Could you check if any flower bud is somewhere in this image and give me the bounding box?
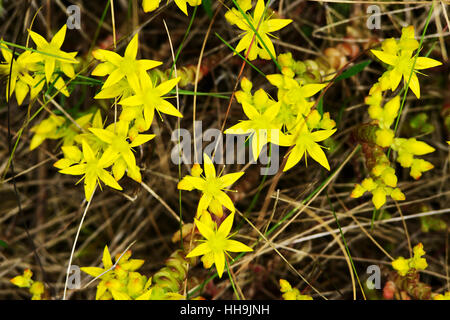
[351,184,366,198]
[372,187,386,209]
[240,77,252,92]
[376,129,394,148]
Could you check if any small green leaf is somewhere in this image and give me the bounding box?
[202,0,212,18]
[317,97,324,116]
[335,60,371,82]
[0,239,8,248]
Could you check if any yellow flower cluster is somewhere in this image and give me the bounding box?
[36,31,183,200]
[82,246,191,300]
[279,279,313,300]
[392,243,428,277]
[0,25,78,105]
[226,69,335,171]
[82,246,158,300]
[351,26,440,209]
[225,0,292,61]
[10,269,46,300]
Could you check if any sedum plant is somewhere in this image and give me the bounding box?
[351,26,441,209]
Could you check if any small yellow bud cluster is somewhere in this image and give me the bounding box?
[351,147,404,209]
[279,279,313,300]
[391,138,434,179]
[433,292,450,300]
[148,64,203,88]
[277,39,360,84]
[82,246,189,300]
[10,269,46,300]
[392,243,428,277]
[81,246,152,300]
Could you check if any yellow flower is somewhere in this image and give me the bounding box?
[28,25,78,83]
[142,0,201,15]
[186,212,253,278]
[0,42,42,104]
[392,243,428,276]
[119,73,182,129]
[10,269,34,288]
[434,292,450,300]
[279,279,313,300]
[29,114,66,150]
[59,139,122,200]
[280,119,336,171]
[81,246,149,300]
[225,101,281,161]
[92,32,161,91]
[89,120,155,182]
[266,73,327,130]
[178,154,244,217]
[142,0,161,12]
[372,187,386,210]
[371,27,442,99]
[375,128,394,148]
[30,282,45,300]
[225,0,292,60]
[391,256,410,276]
[10,269,46,300]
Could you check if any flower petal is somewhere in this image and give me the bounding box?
[98,169,123,191]
[89,128,115,144]
[194,217,215,240]
[266,19,292,32]
[407,72,420,99]
[102,245,113,269]
[219,172,244,188]
[217,211,234,238]
[414,57,442,70]
[125,33,139,59]
[306,141,330,170]
[59,164,87,175]
[283,144,305,171]
[224,239,253,252]
[103,69,125,88]
[130,134,155,147]
[157,99,183,117]
[197,193,213,217]
[186,242,210,258]
[28,30,49,48]
[203,153,216,179]
[50,25,67,48]
[177,176,205,191]
[371,50,397,66]
[157,77,180,95]
[214,251,226,278]
[311,129,336,142]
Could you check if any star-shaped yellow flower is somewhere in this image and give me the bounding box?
[225,0,292,60]
[225,101,281,161]
[178,154,244,217]
[89,120,155,182]
[371,26,442,99]
[59,140,122,200]
[81,245,147,300]
[92,32,162,91]
[28,25,79,83]
[280,120,336,171]
[186,212,252,278]
[0,43,42,104]
[119,72,182,129]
